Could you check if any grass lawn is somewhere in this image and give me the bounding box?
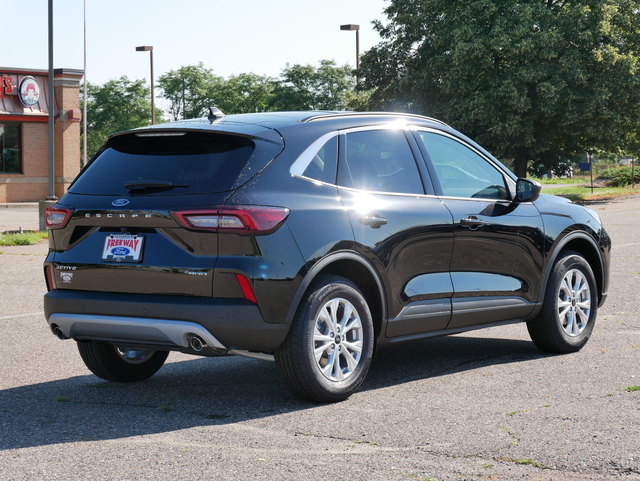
[0,231,48,246]
[533,175,591,185]
[542,183,640,202]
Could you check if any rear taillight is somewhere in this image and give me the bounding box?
[44,265,55,291]
[45,204,73,229]
[172,206,290,234]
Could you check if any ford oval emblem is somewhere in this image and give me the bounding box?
[112,199,130,207]
[111,247,131,256]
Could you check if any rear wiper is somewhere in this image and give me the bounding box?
[124,180,188,193]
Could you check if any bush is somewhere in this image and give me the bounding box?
[597,166,640,187]
[0,231,48,246]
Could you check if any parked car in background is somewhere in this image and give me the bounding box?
[43,110,611,402]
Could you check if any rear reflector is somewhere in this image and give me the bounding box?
[44,265,55,291]
[235,274,257,303]
[45,204,74,229]
[172,206,290,234]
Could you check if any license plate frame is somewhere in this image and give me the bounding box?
[101,234,145,262]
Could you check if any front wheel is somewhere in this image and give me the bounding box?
[77,341,169,382]
[527,251,597,353]
[276,275,375,403]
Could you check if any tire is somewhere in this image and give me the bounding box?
[527,250,597,353]
[77,341,169,382]
[276,275,375,403]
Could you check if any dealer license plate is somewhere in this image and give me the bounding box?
[101,234,145,262]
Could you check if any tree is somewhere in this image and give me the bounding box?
[158,61,356,117]
[83,76,160,158]
[158,63,224,120]
[270,60,355,111]
[214,73,275,114]
[359,0,640,177]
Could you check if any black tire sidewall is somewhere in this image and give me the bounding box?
[544,252,597,351]
[77,341,169,382]
[293,277,374,402]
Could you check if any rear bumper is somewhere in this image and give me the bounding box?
[49,313,228,351]
[44,290,290,353]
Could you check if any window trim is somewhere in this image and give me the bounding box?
[289,131,339,179]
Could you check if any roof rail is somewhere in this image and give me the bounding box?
[301,111,449,126]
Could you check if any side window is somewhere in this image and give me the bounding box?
[337,129,424,195]
[418,132,509,200]
[301,136,338,184]
[0,123,22,173]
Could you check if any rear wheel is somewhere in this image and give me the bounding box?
[276,275,374,403]
[527,251,597,353]
[77,341,169,382]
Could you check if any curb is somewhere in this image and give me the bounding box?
[0,203,39,209]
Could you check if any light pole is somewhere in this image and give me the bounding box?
[135,46,155,124]
[47,0,56,200]
[340,24,360,88]
[83,0,87,167]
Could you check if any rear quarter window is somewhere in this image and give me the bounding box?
[70,132,257,195]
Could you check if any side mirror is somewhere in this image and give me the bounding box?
[514,178,541,203]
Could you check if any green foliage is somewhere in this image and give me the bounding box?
[0,231,48,246]
[540,183,638,201]
[532,175,589,185]
[83,76,162,158]
[214,73,276,114]
[158,63,224,120]
[597,166,640,186]
[158,60,355,117]
[359,0,640,177]
[270,60,355,111]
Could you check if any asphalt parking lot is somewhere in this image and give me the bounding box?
[0,195,638,481]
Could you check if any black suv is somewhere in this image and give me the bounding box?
[44,110,610,402]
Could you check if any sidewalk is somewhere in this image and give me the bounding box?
[0,203,40,233]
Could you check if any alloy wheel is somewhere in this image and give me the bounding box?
[116,348,156,364]
[313,297,364,382]
[557,268,592,337]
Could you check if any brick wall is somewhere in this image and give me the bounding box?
[23,122,49,177]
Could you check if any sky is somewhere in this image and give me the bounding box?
[2,0,390,86]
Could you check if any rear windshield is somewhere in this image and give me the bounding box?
[70,131,256,195]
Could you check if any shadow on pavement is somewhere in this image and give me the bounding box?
[0,333,545,451]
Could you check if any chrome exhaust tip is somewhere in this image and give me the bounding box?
[188,335,207,352]
[51,325,68,340]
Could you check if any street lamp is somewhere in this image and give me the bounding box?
[340,24,360,88]
[135,46,155,125]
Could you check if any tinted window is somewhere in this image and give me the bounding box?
[418,132,508,200]
[301,136,338,184]
[337,130,424,195]
[70,132,255,195]
[0,122,21,173]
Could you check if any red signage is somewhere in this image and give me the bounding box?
[0,74,13,98]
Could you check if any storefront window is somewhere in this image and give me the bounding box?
[0,123,21,173]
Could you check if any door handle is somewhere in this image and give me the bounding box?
[359,215,387,229]
[460,216,484,230]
